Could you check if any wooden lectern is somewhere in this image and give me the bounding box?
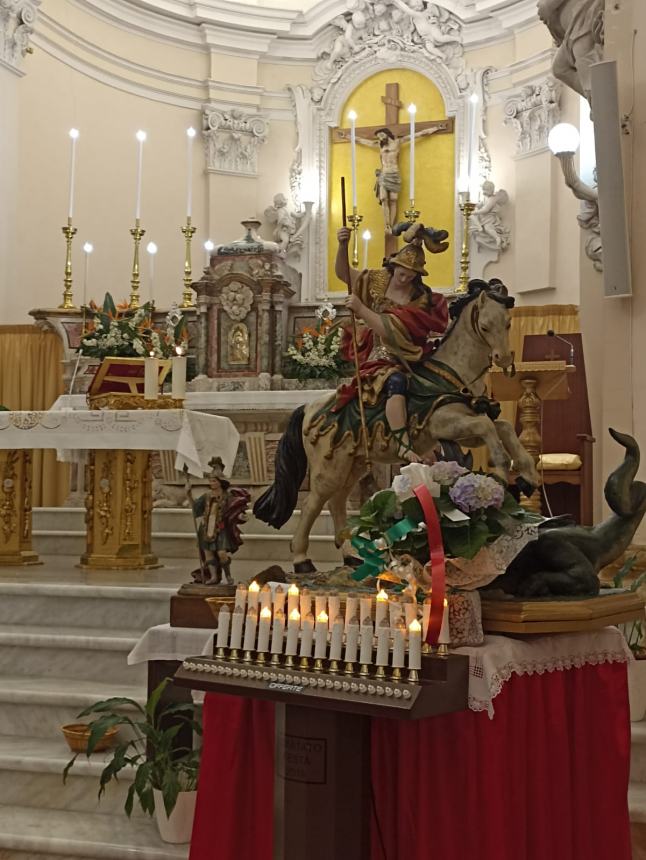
[489,361,574,513]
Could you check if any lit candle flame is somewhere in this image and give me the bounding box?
[260,606,272,620]
[317,610,329,623]
[408,103,417,115]
[289,608,300,622]
[249,580,260,593]
[409,618,422,633]
[348,109,357,122]
[376,588,388,602]
[288,583,299,596]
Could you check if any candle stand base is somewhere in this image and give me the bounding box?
[256,653,266,665]
[243,650,253,664]
[215,647,225,660]
[285,655,295,668]
[229,649,240,662]
[359,664,370,677]
[422,642,432,655]
[391,667,402,681]
[408,669,420,684]
[344,662,355,675]
[299,657,310,670]
[271,654,280,667]
[438,644,449,657]
[314,658,324,672]
[375,666,386,679]
[329,660,340,674]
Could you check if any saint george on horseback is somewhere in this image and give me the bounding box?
[335,221,450,463]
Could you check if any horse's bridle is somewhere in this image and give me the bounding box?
[466,300,516,383]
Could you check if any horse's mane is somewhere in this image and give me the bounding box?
[439,277,515,344]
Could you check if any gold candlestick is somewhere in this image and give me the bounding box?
[404,199,420,223]
[458,193,476,294]
[347,208,363,267]
[180,217,196,308]
[129,219,146,309]
[60,218,78,310]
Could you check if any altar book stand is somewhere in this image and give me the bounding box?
[174,651,468,860]
[489,360,574,514]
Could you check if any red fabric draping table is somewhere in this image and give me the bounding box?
[190,661,631,860]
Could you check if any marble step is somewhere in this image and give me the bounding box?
[0,735,139,816]
[0,627,145,685]
[0,676,144,739]
[0,806,187,860]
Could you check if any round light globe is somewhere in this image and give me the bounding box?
[548,123,580,155]
[204,240,215,252]
[362,230,371,241]
[82,242,93,254]
[146,242,158,255]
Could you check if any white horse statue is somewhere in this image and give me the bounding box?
[254,280,540,572]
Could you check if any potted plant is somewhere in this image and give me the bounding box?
[609,556,646,721]
[283,303,349,389]
[63,679,201,843]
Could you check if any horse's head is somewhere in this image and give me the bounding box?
[452,278,515,371]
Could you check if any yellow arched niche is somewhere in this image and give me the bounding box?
[328,68,455,291]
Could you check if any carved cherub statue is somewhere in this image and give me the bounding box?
[263,193,313,256]
[470,181,510,252]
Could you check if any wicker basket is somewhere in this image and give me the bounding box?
[61,723,119,754]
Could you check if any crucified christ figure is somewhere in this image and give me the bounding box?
[340,125,445,233]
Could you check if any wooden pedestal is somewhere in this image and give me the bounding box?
[0,450,41,566]
[274,704,371,860]
[80,449,160,570]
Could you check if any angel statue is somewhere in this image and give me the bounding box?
[390,0,462,61]
[470,182,510,253]
[264,193,313,257]
[184,458,250,586]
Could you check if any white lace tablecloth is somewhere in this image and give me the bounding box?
[129,624,631,719]
[0,408,239,477]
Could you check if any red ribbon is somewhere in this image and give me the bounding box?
[413,484,446,646]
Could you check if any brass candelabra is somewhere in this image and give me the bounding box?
[59,218,78,310]
[347,208,363,268]
[404,199,421,223]
[129,219,146,310]
[180,217,196,308]
[458,193,476,294]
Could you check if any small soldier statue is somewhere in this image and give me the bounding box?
[185,457,250,585]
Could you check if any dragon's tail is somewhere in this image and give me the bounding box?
[605,428,646,516]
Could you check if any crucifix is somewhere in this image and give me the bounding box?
[333,82,454,257]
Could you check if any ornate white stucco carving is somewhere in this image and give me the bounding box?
[220,281,254,322]
[504,79,561,156]
[471,182,510,253]
[0,0,39,74]
[311,0,466,100]
[537,0,604,105]
[202,107,268,176]
[263,193,313,261]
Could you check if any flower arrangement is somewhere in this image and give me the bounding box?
[347,462,535,586]
[283,303,347,381]
[79,293,188,360]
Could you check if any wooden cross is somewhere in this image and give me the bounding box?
[545,348,562,362]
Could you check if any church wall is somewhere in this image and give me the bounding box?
[0,69,19,324]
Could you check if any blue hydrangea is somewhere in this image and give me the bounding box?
[448,473,505,512]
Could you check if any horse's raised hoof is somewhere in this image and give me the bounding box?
[293,559,317,575]
[343,555,362,569]
[515,477,535,498]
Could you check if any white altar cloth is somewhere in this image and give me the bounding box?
[0,409,239,477]
[128,623,631,718]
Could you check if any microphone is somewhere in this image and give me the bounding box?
[547,330,575,366]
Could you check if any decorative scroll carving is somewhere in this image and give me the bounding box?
[0,0,38,74]
[220,281,254,322]
[311,0,465,99]
[203,108,268,176]
[471,182,511,253]
[504,79,561,155]
[122,451,138,543]
[97,456,113,545]
[0,451,17,542]
[538,0,604,105]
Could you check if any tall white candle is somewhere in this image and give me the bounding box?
[344,616,360,664]
[467,93,479,196]
[235,584,248,613]
[186,127,196,219]
[243,607,258,651]
[216,605,231,650]
[314,610,329,659]
[362,230,371,269]
[359,617,374,665]
[328,594,340,632]
[134,130,147,221]
[345,595,358,632]
[274,585,286,615]
[375,588,389,628]
[404,600,417,635]
[68,129,79,219]
[287,583,299,617]
[408,103,416,200]
[299,612,314,658]
[408,618,422,670]
[257,605,272,653]
[260,584,272,613]
[82,242,93,307]
[389,597,402,628]
[229,605,244,650]
[145,242,157,305]
[439,597,451,645]
[348,110,358,209]
[247,580,260,613]
[422,598,431,641]
[271,609,285,655]
[285,608,300,656]
[376,618,390,667]
[360,595,373,625]
[144,354,158,400]
[299,589,312,625]
[315,593,327,620]
[204,240,215,269]
[392,620,406,668]
[329,615,344,661]
[171,349,187,400]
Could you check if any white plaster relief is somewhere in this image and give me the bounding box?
[0,0,39,74]
[203,107,269,176]
[503,78,561,155]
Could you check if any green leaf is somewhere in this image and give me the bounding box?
[401,497,424,523]
[86,714,124,757]
[62,753,79,784]
[125,783,136,818]
[76,696,144,719]
[146,678,172,722]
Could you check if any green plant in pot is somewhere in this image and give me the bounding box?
[63,679,201,843]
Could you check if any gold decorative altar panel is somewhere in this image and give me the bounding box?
[328,69,455,291]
